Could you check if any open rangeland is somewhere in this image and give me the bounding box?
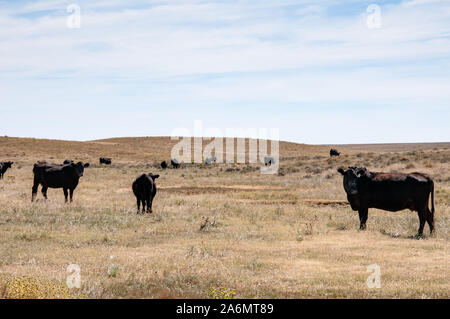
[0,137,449,298]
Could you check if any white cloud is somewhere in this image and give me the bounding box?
[0,0,449,142]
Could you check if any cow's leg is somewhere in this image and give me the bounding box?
[69,189,74,203]
[142,199,147,214]
[42,186,48,200]
[358,208,368,230]
[147,197,153,214]
[426,208,434,234]
[63,189,69,203]
[31,183,39,202]
[136,198,141,214]
[417,210,426,236]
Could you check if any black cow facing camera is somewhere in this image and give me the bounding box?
[0,161,14,179]
[132,173,159,214]
[338,166,435,236]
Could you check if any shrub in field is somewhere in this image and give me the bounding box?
[206,287,236,299]
[1,275,76,299]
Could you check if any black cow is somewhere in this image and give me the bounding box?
[171,159,180,168]
[338,166,435,236]
[100,157,112,165]
[330,149,340,157]
[205,155,217,164]
[264,156,274,166]
[32,161,89,202]
[161,161,168,169]
[0,161,13,179]
[132,173,159,214]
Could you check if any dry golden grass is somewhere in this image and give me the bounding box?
[0,136,449,298]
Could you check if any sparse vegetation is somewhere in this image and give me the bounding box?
[0,137,449,298]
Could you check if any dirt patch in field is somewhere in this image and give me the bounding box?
[159,185,286,194]
[235,199,349,206]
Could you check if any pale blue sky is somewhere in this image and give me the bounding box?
[1,0,449,143]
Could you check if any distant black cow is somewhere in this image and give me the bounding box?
[32,161,89,202]
[264,156,275,166]
[99,157,112,165]
[338,166,435,236]
[171,159,180,168]
[205,155,217,164]
[330,149,340,157]
[132,173,159,214]
[0,161,13,179]
[161,161,168,169]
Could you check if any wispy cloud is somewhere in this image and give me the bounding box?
[0,0,449,143]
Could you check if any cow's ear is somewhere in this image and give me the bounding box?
[84,163,90,168]
[153,174,160,179]
[337,168,345,175]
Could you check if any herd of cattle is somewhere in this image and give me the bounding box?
[0,148,436,236]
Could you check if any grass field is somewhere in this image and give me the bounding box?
[0,136,449,298]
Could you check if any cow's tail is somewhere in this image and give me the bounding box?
[430,179,435,215]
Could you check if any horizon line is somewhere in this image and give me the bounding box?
[1,135,449,147]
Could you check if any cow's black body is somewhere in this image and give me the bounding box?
[32,161,89,202]
[132,173,159,214]
[100,157,112,165]
[205,155,217,164]
[338,167,435,235]
[0,161,13,179]
[161,161,168,169]
[330,149,340,157]
[264,156,274,166]
[171,159,180,168]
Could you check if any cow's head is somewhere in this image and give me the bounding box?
[148,173,160,181]
[71,162,90,177]
[337,166,371,196]
[338,166,372,211]
[4,161,13,168]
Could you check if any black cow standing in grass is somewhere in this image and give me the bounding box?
[338,166,435,236]
[161,161,168,169]
[0,161,13,179]
[330,149,340,157]
[171,159,180,168]
[132,173,159,214]
[100,157,112,165]
[32,161,90,202]
[264,156,275,166]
